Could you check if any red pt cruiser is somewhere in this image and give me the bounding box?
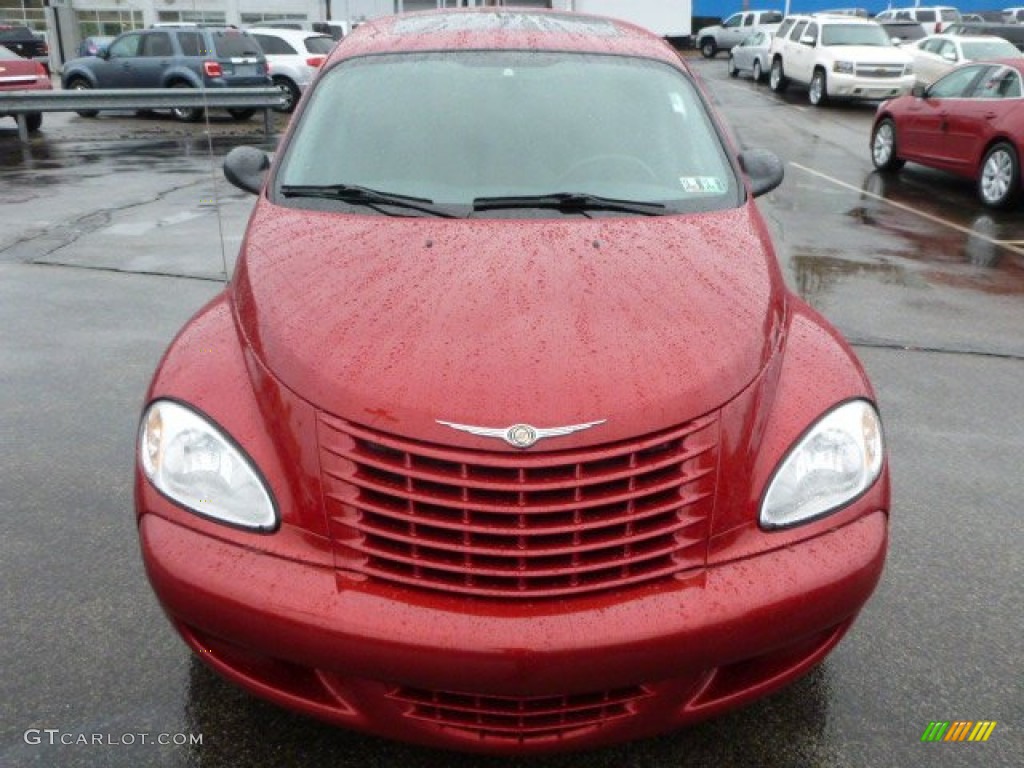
[136,8,890,754]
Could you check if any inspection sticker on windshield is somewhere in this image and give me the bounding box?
[680,177,725,194]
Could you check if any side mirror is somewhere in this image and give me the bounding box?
[800,34,817,46]
[224,146,271,195]
[738,148,784,197]
[941,51,958,62]
[912,82,927,98]
[98,47,111,60]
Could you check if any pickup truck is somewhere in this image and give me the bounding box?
[695,10,784,58]
[0,24,49,74]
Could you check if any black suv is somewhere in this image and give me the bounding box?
[61,25,270,121]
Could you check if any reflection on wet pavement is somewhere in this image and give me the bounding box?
[792,252,915,304]
[754,163,1024,359]
[774,164,1024,302]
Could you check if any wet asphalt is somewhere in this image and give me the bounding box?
[1,60,1021,767]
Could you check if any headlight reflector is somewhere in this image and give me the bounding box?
[140,400,277,531]
[760,399,883,529]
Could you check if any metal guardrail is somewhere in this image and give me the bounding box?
[0,87,286,143]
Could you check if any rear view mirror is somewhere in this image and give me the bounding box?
[224,146,270,195]
[738,148,784,197]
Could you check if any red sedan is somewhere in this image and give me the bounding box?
[871,58,1024,208]
[0,43,51,133]
[136,8,889,754]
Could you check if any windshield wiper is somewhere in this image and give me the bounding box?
[472,192,666,216]
[279,183,460,218]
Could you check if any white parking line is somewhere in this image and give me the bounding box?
[789,162,1024,258]
[716,80,754,95]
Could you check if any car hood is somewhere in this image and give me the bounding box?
[231,202,786,448]
[828,45,912,62]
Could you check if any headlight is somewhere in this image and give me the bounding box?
[139,400,277,531]
[833,61,855,75]
[760,399,884,529]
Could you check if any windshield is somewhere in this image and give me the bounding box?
[212,30,262,58]
[304,36,335,54]
[275,51,739,216]
[821,23,892,47]
[0,26,34,39]
[961,39,1021,59]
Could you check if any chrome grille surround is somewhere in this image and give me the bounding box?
[853,63,906,79]
[318,412,718,599]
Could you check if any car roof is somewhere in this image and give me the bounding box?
[950,34,1016,42]
[144,25,251,35]
[331,9,681,67]
[920,33,1018,45]
[786,13,880,23]
[975,57,1024,72]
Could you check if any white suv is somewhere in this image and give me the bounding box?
[768,14,915,106]
[248,27,335,113]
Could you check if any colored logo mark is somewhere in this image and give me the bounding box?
[921,721,997,742]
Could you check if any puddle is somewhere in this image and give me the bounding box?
[775,167,1024,299]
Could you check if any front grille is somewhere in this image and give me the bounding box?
[318,413,718,599]
[387,685,653,741]
[854,63,906,79]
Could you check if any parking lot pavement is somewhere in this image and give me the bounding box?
[694,60,1024,362]
[0,121,269,280]
[2,73,1022,767]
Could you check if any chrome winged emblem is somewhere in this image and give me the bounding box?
[436,419,606,449]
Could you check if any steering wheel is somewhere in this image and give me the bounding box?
[557,154,659,184]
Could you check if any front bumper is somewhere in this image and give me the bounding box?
[828,72,915,100]
[140,508,887,753]
[203,76,273,88]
